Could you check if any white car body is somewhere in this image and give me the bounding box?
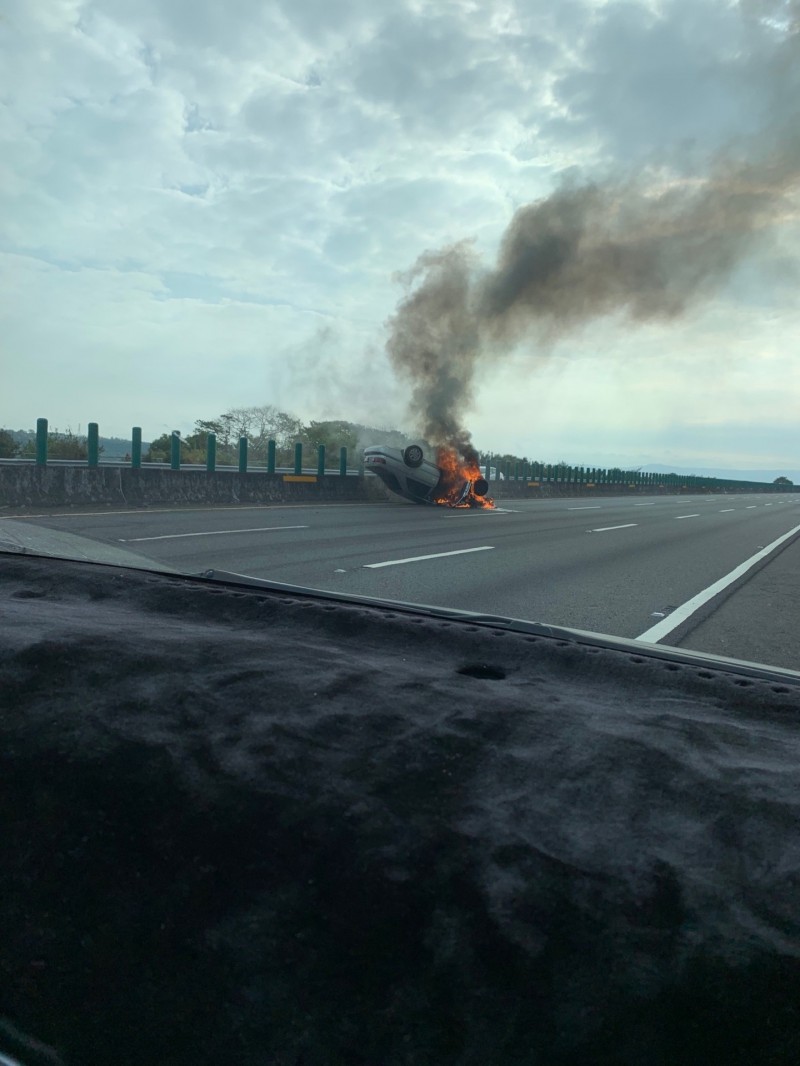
[363,445,474,505]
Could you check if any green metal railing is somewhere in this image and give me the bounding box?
[17,420,357,478]
[478,457,790,492]
[11,418,795,493]
[36,418,48,465]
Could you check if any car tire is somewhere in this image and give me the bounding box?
[403,445,424,468]
[472,477,489,497]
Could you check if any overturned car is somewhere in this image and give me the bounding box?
[363,444,492,508]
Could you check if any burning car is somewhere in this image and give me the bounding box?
[363,444,493,508]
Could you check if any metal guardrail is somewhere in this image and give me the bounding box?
[3,418,794,491]
[2,455,792,493]
[6,421,360,477]
[0,458,361,475]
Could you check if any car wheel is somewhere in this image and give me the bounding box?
[472,477,489,497]
[403,445,424,468]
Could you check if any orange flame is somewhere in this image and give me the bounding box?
[433,446,495,508]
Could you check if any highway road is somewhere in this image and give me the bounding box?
[4,491,799,671]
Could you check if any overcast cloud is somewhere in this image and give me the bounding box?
[1,0,798,471]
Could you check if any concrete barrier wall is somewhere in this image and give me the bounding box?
[0,463,786,509]
[487,481,764,499]
[0,464,387,508]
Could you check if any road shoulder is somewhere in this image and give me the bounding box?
[674,535,800,672]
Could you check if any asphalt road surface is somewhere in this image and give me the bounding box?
[5,491,799,671]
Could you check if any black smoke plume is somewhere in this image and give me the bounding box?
[386,43,800,464]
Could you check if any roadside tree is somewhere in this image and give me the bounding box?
[0,429,19,458]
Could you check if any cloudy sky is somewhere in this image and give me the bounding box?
[2,0,798,471]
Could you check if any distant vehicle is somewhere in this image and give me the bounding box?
[363,444,489,506]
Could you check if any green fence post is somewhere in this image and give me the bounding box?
[317,444,325,477]
[87,422,99,467]
[170,431,181,470]
[238,436,248,474]
[294,442,302,475]
[131,427,142,468]
[267,439,276,474]
[36,418,48,465]
[339,446,347,477]
[207,433,216,472]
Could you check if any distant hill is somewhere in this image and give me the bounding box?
[642,463,797,485]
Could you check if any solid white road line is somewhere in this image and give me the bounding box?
[442,509,516,516]
[6,504,308,520]
[637,521,800,644]
[364,546,494,568]
[7,509,168,519]
[120,525,308,542]
[634,503,656,506]
[589,524,638,532]
[675,514,700,520]
[568,506,602,510]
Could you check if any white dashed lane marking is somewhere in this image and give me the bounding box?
[588,524,638,533]
[120,525,308,542]
[363,546,494,569]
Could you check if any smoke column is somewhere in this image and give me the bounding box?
[385,17,800,462]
